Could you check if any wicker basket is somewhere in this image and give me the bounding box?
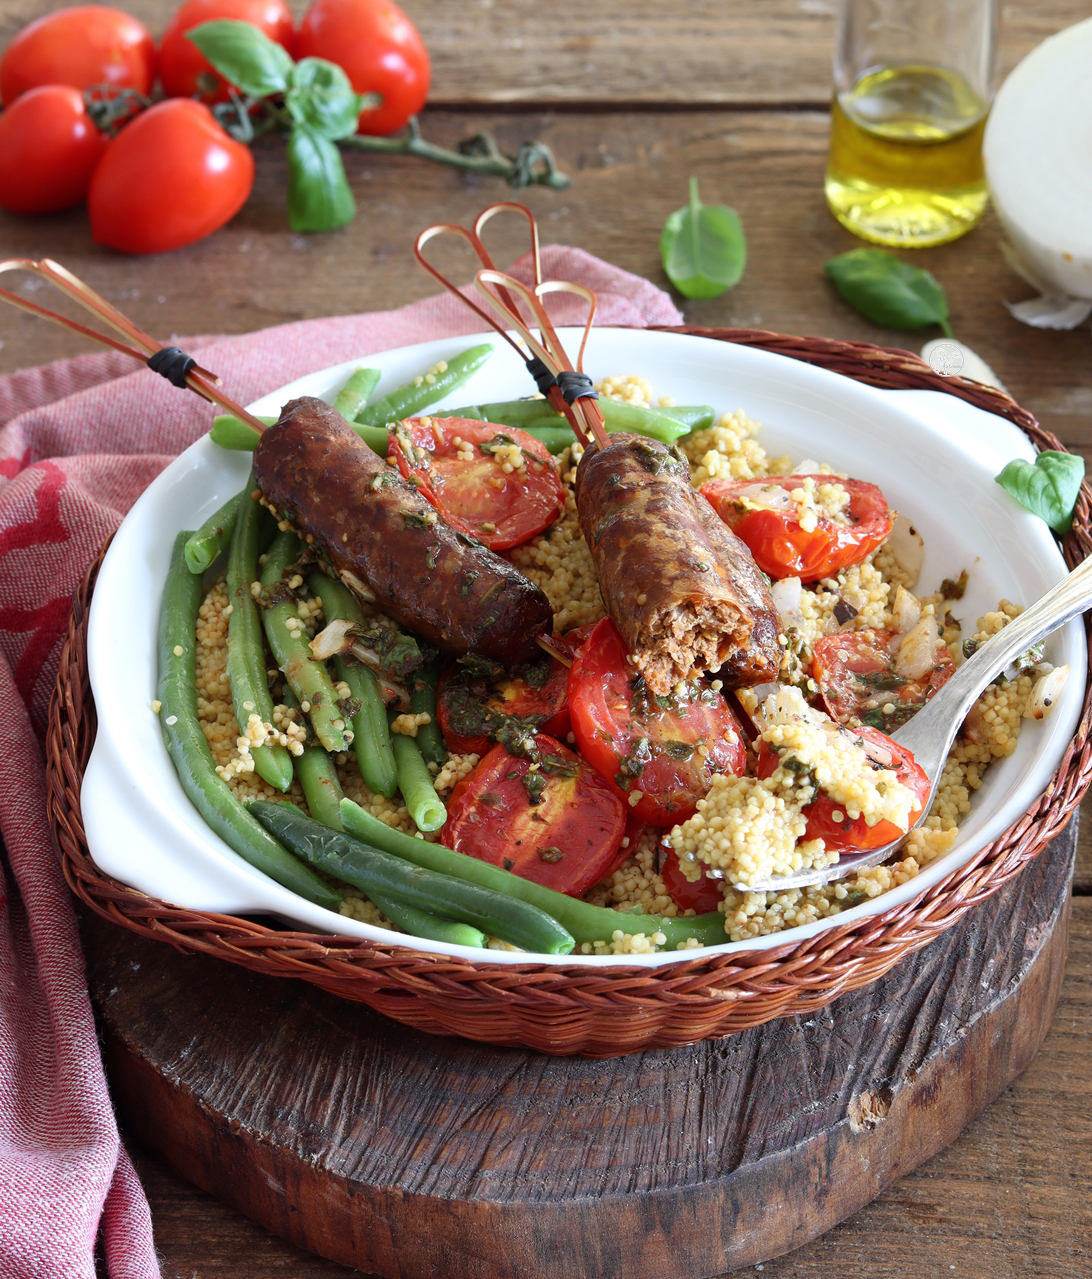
[45,327,1092,1058]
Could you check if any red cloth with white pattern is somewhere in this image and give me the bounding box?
[0,248,682,1277]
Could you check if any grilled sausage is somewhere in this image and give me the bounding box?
[575,433,782,694]
[252,397,553,664]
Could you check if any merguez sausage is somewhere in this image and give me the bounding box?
[252,397,553,665]
[575,433,782,694]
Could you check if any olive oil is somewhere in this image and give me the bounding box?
[826,66,990,247]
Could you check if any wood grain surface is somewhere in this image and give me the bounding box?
[3,0,1091,1271]
[84,822,1078,1278]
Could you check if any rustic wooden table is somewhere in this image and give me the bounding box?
[3,1,1091,1274]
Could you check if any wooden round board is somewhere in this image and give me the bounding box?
[82,820,1076,1278]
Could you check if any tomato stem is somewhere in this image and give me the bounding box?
[340,116,572,190]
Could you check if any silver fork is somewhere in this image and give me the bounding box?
[738,551,1092,893]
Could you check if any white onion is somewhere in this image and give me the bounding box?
[309,617,355,661]
[984,17,1092,303]
[891,584,921,636]
[1024,665,1069,720]
[885,515,924,589]
[770,576,803,629]
[894,617,939,680]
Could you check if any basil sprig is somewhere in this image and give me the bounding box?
[824,248,954,337]
[186,19,571,234]
[189,20,365,231]
[995,451,1085,535]
[660,178,746,299]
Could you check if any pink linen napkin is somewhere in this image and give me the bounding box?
[0,247,683,1278]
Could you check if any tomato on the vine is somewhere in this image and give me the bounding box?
[294,0,430,136]
[701,474,892,581]
[0,6,155,106]
[158,0,295,102]
[0,85,108,215]
[442,734,628,897]
[567,617,747,827]
[755,727,928,854]
[389,417,565,551]
[88,99,254,253]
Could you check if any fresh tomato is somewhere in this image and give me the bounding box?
[158,0,295,101]
[88,99,253,253]
[388,417,565,551]
[811,627,954,730]
[436,653,570,757]
[659,843,725,915]
[756,727,928,854]
[442,734,627,897]
[0,85,109,214]
[701,475,892,581]
[567,617,747,827]
[0,6,154,106]
[294,0,429,136]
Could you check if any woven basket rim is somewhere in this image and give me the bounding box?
[45,324,1092,1048]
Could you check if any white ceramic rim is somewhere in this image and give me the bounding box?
[81,327,1086,968]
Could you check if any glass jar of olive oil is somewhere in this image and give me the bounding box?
[826,0,999,247]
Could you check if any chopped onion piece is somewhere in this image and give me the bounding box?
[886,515,924,589]
[894,616,940,680]
[309,617,355,661]
[770,576,804,629]
[1024,665,1069,720]
[891,584,921,635]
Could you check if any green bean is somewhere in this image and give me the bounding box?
[157,533,341,911]
[209,412,390,457]
[340,798,727,950]
[660,405,715,432]
[307,572,398,797]
[259,532,349,754]
[184,491,244,575]
[356,344,494,426]
[252,802,573,954]
[521,425,580,454]
[226,480,293,792]
[369,893,487,950]
[444,397,690,445]
[389,722,446,832]
[209,414,274,449]
[409,660,445,767]
[281,688,344,830]
[331,367,381,419]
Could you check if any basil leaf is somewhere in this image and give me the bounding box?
[660,177,746,299]
[824,248,954,337]
[186,20,293,97]
[995,451,1085,535]
[286,57,367,141]
[286,126,356,232]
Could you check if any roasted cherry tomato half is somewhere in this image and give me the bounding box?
[0,85,109,214]
[567,617,747,827]
[436,652,570,757]
[701,474,892,581]
[0,5,155,105]
[755,727,929,854]
[659,843,726,915]
[442,734,627,897]
[158,0,295,102]
[811,627,954,730]
[294,0,429,136]
[88,99,254,253]
[388,417,565,551]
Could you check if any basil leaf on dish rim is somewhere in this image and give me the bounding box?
[186,19,293,97]
[661,177,746,299]
[824,248,954,337]
[286,126,356,232]
[995,451,1085,535]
